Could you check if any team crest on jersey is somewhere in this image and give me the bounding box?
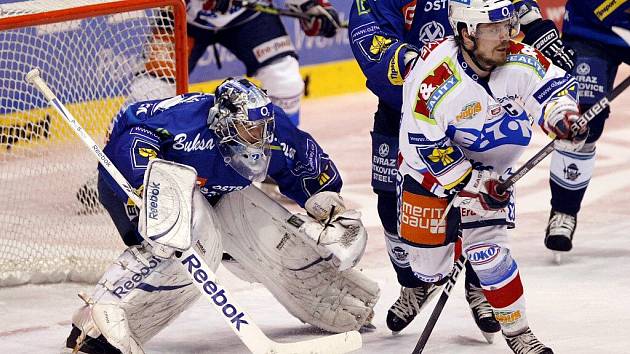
[132,139,159,169]
[505,42,550,78]
[413,59,460,125]
[402,1,417,30]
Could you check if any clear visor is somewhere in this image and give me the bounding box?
[217,117,274,182]
[475,15,520,40]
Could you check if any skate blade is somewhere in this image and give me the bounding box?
[553,252,563,265]
[481,330,495,344]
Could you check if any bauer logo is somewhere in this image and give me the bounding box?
[181,253,249,331]
[148,182,160,220]
[466,243,501,265]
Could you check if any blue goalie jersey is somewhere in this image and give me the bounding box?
[100,93,342,207]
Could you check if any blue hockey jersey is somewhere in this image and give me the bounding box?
[100,93,341,207]
[348,0,541,110]
[563,0,630,47]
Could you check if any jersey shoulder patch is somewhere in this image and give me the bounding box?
[412,57,461,125]
[505,41,551,77]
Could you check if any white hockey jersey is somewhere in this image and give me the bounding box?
[399,37,578,197]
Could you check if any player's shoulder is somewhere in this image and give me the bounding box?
[407,37,457,82]
[502,40,552,77]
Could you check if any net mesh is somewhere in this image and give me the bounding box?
[0,0,186,286]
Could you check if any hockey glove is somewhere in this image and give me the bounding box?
[452,169,511,216]
[522,19,576,72]
[543,96,589,152]
[305,191,346,222]
[202,0,234,14]
[287,0,341,38]
[303,192,367,270]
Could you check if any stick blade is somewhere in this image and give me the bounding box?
[265,331,362,354]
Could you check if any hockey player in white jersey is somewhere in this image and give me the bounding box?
[397,1,588,353]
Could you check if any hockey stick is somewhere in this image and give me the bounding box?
[237,0,348,28]
[25,68,361,354]
[412,254,467,354]
[496,75,630,194]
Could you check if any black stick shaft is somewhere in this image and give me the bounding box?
[412,255,467,354]
[497,75,630,194]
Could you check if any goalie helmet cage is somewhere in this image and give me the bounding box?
[0,0,188,287]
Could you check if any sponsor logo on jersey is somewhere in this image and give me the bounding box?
[402,1,417,30]
[456,101,482,121]
[419,39,445,60]
[172,133,215,152]
[576,62,590,75]
[253,36,294,63]
[388,45,406,85]
[488,104,503,117]
[418,21,446,44]
[400,191,447,245]
[466,243,501,265]
[414,59,460,125]
[413,271,444,283]
[424,0,448,12]
[378,143,390,157]
[180,253,249,331]
[505,42,550,77]
[594,0,626,20]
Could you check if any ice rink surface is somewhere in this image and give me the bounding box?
[1,69,630,353]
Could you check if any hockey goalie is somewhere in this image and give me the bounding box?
[63,78,379,353]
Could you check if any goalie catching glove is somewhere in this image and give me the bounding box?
[452,169,511,217]
[286,0,342,38]
[301,191,367,271]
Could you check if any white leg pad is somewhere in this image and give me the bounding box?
[71,190,222,353]
[214,186,380,333]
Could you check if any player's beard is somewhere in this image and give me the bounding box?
[475,40,509,68]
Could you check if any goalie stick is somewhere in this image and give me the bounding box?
[237,0,349,28]
[25,68,361,354]
[412,254,467,354]
[496,75,630,194]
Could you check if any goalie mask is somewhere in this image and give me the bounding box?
[209,78,275,182]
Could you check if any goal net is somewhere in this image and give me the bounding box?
[0,0,188,286]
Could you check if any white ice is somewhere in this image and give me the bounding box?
[2,72,630,353]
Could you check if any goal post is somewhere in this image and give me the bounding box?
[0,0,188,287]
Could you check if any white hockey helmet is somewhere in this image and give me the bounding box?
[448,0,520,39]
[208,78,275,182]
